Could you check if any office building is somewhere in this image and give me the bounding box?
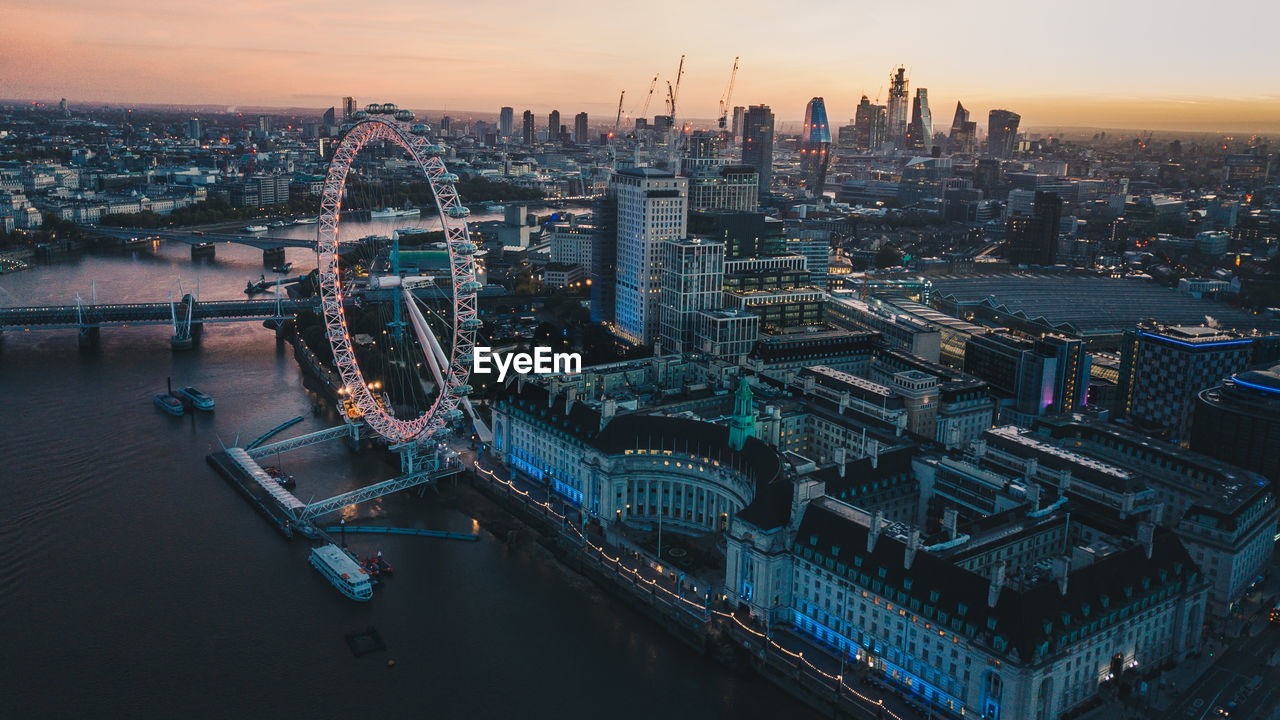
[659,238,725,354]
[499,106,514,138]
[589,192,618,324]
[853,95,887,151]
[1118,324,1256,443]
[574,112,588,144]
[689,210,785,259]
[1191,363,1280,479]
[987,109,1020,158]
[886,66,909,148]
[521,110,534,145]
[342,96,356,121]
[186,117,201,141]
[948,101,976,154]
[800,97,832,196]
[611,167,688,346]
[742,105,775,196]
[785,232,830,289]
[547,110,560,142]
[694,309,759,359]
[964,331,1089,426]
[1005,191,1062,266]
[905,89,932,154]
[731,105,745,139]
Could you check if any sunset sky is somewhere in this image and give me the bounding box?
[3,0,1279,132]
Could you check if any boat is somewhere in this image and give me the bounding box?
[271,262,292,274]
[176,386,214,411]
[242,225,268,233]
[309,543,373,601]
[294,217,318,225]
[153,393,184,416]
[262,466,295,489]
[267,220,286,228]
[369,208,398,219]
[373,551,393,575]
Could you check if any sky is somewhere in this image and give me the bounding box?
[3,0,1279,133]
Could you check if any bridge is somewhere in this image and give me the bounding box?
[86,226,362,265]
[0,294,317,349]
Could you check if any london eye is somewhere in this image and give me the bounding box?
[316,103,480,445]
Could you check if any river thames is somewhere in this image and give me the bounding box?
[0,220,819,719]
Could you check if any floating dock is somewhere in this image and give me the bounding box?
[206,448,307,538]
[324,526,479,542]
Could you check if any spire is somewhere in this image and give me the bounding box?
[728,376,756,450]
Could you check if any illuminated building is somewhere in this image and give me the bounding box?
[742,105,775,195]
[854,95,887,151]
[498,106,514,138]
[987,109,1020,158]
[905,89,932,154]
[799,97,832,196]
[611,167,688,346]
[1191,363,1280,480]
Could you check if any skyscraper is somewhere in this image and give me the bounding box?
[1005,191,1062,266]
[800,97,832,196]
[611,168,688,347]
[948,102,976,154]
[321,106,336,128]
[499,107,514,138]
[342,97,356,121]
[659,238,725,354]
[521,110,534,145]
[988,109,1021,158]
[905,88,932,154]
[187,117,201,141]
[853,95,886,151]
[741,105,775,196]
[886,66,909,148]
[574,112,588,144]
[731,106,745,139]
[547,110,560,142]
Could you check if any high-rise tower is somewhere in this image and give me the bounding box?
[948,102,976,154]
[854,95,887,151]
[521,110,535,145]
[499,107,514,138]
[886,66,909,148]
[574,112,588,144]
[905,88,932,154]
[547,110,560,142]
[800,97,832,196]
[611,168,688,347]
[342,97,356,121]
[741,105,775,196]
[988,109,1021,158]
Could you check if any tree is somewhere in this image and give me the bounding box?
[874,244,904,269]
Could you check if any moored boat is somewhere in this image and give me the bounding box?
[309,544,373,601]
[176,386,214,411]
[153,393,184,416]
[242,225,268,233]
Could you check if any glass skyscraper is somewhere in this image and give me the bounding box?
[800,97,832,195]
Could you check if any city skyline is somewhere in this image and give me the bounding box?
[3,0,1280,133]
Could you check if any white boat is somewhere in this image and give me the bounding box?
[267,220,286,228]
[242,225,268,233]
[370,208,398,219]
[309,543,373,601]
[294,217,318,225]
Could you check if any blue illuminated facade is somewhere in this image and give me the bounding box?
[800,97,832,196]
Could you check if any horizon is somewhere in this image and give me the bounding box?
[4,0,1280,134]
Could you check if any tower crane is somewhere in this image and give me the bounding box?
[668,54,685,119]
[611,90,625,139]
[718,56,739,130]
[638,74,659,120]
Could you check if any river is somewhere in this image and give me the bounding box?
[0,224,818,719]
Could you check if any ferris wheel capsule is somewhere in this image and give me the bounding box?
[452,384,473,396]
[352,110,370,120]
[380,103,398,114]
[446,206,471,219]
[436,173,459,184]
[365,103,382,114]
[446,409,464,421]
[423,144,445,156]
[394,110,415,122]
[454,242,476,255]
[339,123,356,134]
[410,123,431,136]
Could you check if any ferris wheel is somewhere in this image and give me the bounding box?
[318,103,481,444]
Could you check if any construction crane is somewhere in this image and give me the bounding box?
[638,74,659,121]
[718,56,739,130]
[668,54,685,119]
[611,90,625,139]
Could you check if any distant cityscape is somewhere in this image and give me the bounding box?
[3,48,1280,720]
